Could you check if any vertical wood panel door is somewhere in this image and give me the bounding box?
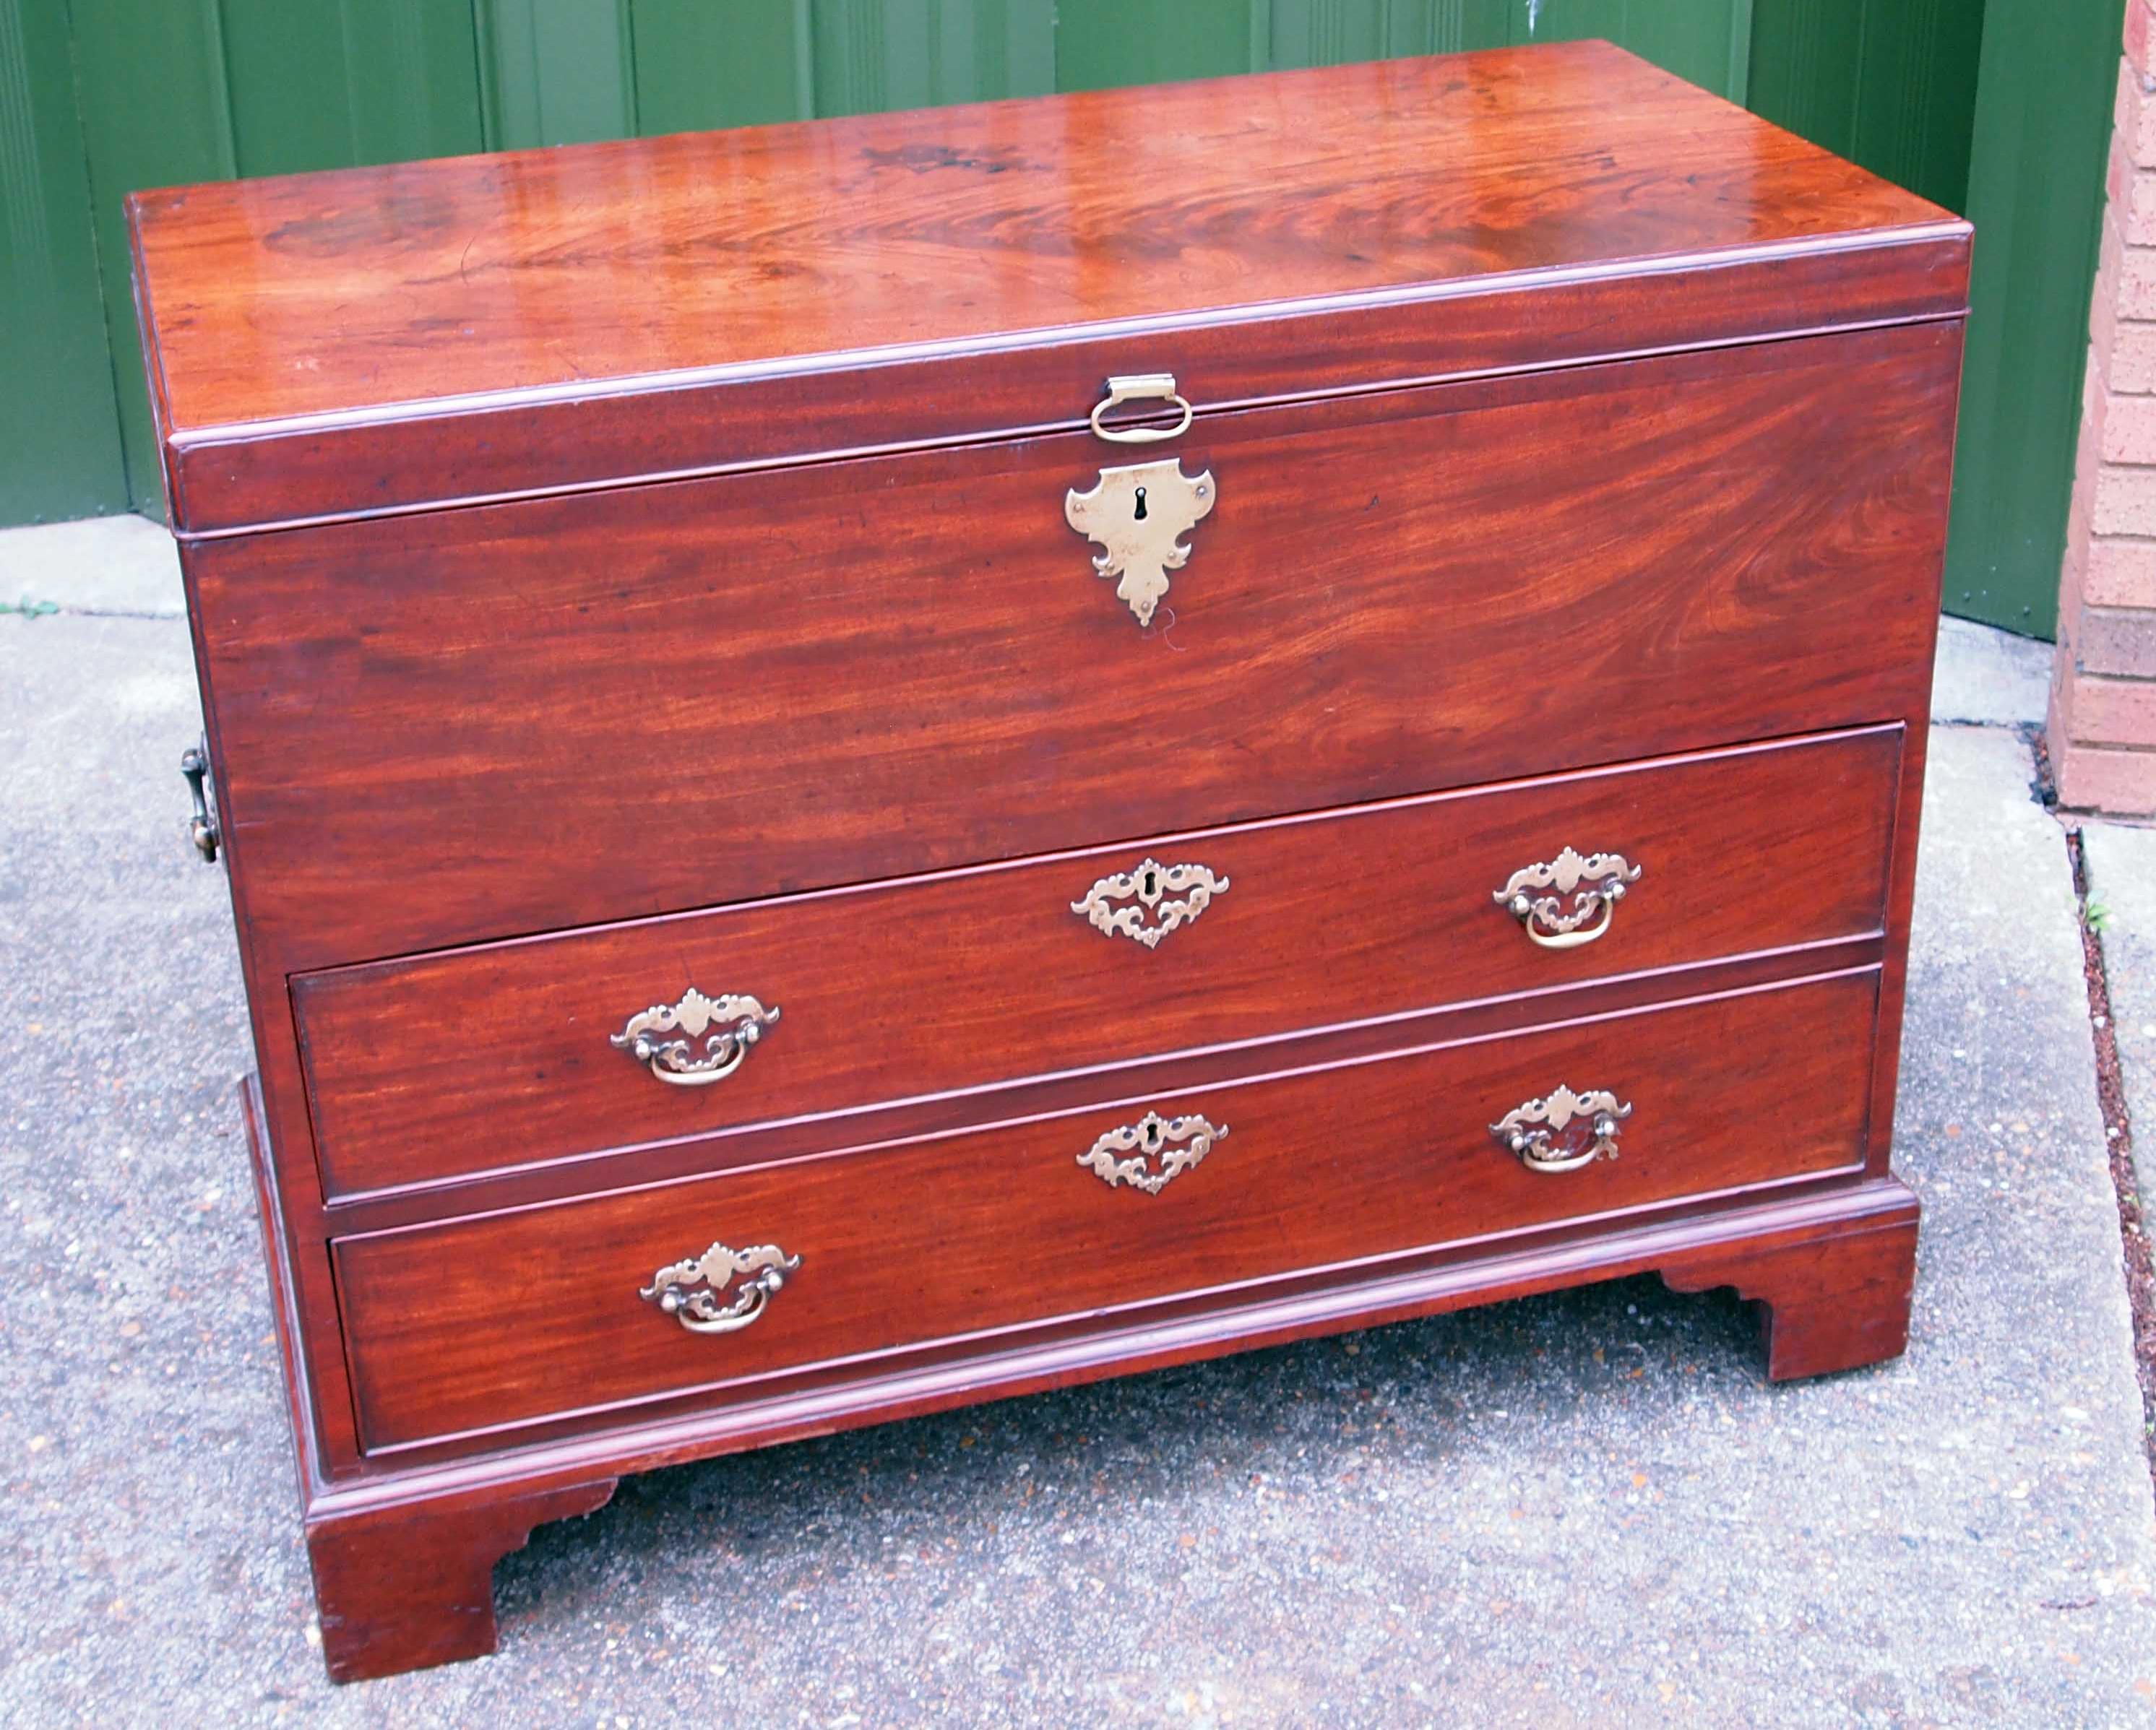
[0,0,129,523]
[1942,0,2126,637]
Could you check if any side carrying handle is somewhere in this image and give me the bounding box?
[180,740,220,862]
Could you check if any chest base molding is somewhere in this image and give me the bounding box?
[249,1076,1919,1682]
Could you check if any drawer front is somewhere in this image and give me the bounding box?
[337,970,1878,1453]
[296,728,1900,1200]
[196,322,1956,971]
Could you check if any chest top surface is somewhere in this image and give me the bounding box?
[129,40,1966,533]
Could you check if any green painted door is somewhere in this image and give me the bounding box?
[1944,0,2126,636]
[0,0,129,524]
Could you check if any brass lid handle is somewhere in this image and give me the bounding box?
[1490,1086,1631,1174]
[1494,848,1642,949]
[1090,372,1194,443]
[611,987,778,1086]
[640,1241,800,1334]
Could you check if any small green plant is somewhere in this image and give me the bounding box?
[2085,896,2112,934]
[0,595,58,618]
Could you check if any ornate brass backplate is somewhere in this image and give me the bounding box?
[1077,1110,1229,1193]
[1489,1086,1632,1173]
[640,1241,800,1333]
[1493,847,1642,949]
[611,987,779,1086]
[1065,458,1217,627]
[1070,856,1229,948]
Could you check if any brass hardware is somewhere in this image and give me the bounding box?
[1071,857,1229,948]
[1065,457,1216,627]
[1490,1086,1631,1174]
[1494,848,1642,949]
[1088,372,1194,444]
[611,988,779,1086]
[1077,1110,1228,1193]
[640,1241,800,1334]
[180,740,219,862]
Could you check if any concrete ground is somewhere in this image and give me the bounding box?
[1,519,2153,1724]
[2084,821,2156,1219]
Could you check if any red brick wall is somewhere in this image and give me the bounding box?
[2054,0,2156,815]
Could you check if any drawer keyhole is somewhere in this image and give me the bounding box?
[1132,485,1148,522]
[1140,865,1160,899]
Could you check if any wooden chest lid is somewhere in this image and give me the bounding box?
[128,40,1967,537]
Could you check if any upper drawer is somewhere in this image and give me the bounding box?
[294,727,1900,1202]
[191,322,1957,971]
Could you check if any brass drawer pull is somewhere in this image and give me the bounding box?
[1491,1086,1631,1173]
[1088,371,1194,444]
[1078,1110,1228,1193]
[1494,848,1642,948]
[1071,856,1229,948]
[611,987,779,1086]
[641,1241,801,1334]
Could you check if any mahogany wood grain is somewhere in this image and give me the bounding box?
[295,727,1900,1200]
[306,1478,616,1682]
[1663,1199,1919,1380]
[192,325,1956,974]
[125,43,1965,532]
[335,969,1879,1453]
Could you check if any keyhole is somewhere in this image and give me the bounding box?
[1141,866,1159,898]
[1142,1120,1163,1151]
[1132,485,1148,522]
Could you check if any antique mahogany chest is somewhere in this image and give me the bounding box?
[130,43,1970,1680]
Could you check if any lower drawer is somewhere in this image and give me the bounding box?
[336,969,1879,1453]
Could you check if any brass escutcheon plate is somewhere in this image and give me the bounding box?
[1077,1110,1229,1193]
[1070,856,1228,948]
[1065,457,1216,627]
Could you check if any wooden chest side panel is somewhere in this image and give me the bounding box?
[293,727,1901,1201]
[193,322,1958,973]
[336,969,1879,1453]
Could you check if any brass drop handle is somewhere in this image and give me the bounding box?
[1491,1086,1631,1174]
[1494,848,1642,949]
[641,1241,800,1334]
[1089,372,1194,444]
[611,987,779,1086]
[180,740,220,862]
